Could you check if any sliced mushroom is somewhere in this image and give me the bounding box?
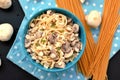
[64,50,73,58]
[69,33,76,41]
[30,23,35,27]
[38,51,44,57]
[25,39,31,48]
[71,39,79,46]
[44,50,50,56]
[48,33,57,44]
[47,10,54,15]
[34,31,43,38]
[74,42,82,52]
[55,62,65,68]
[50,61,55,69]
[44,62,50,69]
[61,41,71,53]
[49,49,58,60]
[72,24,79,33]
[67,18,72,23]
[50,53,57,59]
[66,25,72,32]
[67,18,73,26]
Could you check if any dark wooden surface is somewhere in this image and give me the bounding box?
[0,0,120,80]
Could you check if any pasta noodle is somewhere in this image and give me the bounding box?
[25,10,82,69]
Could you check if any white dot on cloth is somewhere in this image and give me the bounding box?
[26,0,30,2]
[92,3,96,6]
[19,36,22,40]
[34,0,37,4]
[48,2,51,6]
[39,8,42,11]
[77,76,81,79]
[30,14,33,18]
[32,7,35,11]
[84,9,87,13]
[14,46,18,49]
[62,73,66,77]
[47,73,51,76]
[18,60,22,64]
[70,68,74,71]
[117,29,120,33]
[57,77,60,80]
[40,75,44,79]
[85,1,89,5]
[69,74,73,78]
[99,11,102,15]
[113,51,116,54]
[116,37,119,40]
[55,4,58,7]
[38,69,41,72]
[28,64,32,68]
[41,1,45,5]
[25,6,28,9]
[22,67,25,70]
[31,72,34,75]
[114,44,118,47]
[9,56,13,59]
[100,4,103,8]
[93,34,97,38]
[16,53,20,57]
[95,27,99,30]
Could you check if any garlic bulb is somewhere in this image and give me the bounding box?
[0,0,12,9]
[85,10,102,28]
[80,0,85,3]
[0,23,14,41]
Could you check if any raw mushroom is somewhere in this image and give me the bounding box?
[80,0,85,3]
[72,24,79,33]
[64,50,73,58]
[85,10,102,28]
[0,0,12,9]
[55,62,65,68]
[0,23,14,41]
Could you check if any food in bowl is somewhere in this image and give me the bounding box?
[25,10,82,69]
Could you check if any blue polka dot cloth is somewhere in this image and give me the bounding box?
[7,0,120,80]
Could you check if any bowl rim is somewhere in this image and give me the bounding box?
[22,7,86,72]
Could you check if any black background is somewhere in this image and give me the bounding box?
[0,0,120,80]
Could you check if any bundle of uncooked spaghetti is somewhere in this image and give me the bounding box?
[56,0,120,80]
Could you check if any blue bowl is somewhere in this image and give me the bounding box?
[22,8,86,72]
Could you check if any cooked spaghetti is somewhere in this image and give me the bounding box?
[25,10,82,69]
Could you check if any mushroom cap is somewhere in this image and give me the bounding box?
[64,50,73,58]
[85,10,101,28]
[0,23,14,41]
[55,62,65,68]
[0,0,12,9]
